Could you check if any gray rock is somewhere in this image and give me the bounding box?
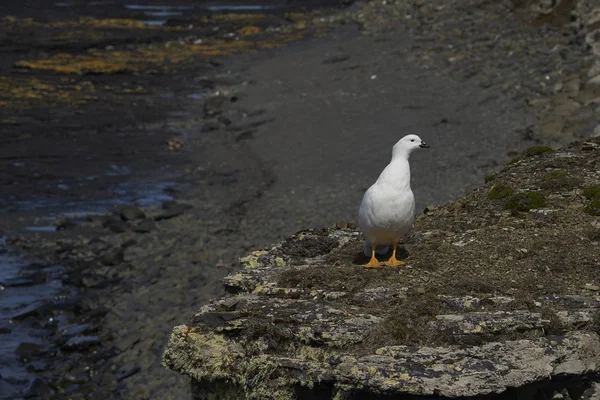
[120,207,146,221]
[60,323,95,338]
[235,130,255,142]
[164,327,600,399]
[580,382,600,400]
[225,117,274,132]
[1,276,36,287]
[203,95,229,116]
[81,275,101,288]
[56,219,78,230]
[556,309,597,328]
[155,203,192,221]
[12,302,51,320]
[116,365,141,382]
[322,54,350,64]
[15,342,43,356]
[100,248,124,266]
[22,377,52,398]
[429,311,549,337]
[115,333,140,352]
[552,389,572,400]
[194,311,244,327]
[202,120,221,132]
[134,219,155,233]
[154,208,184,221]
[103,217,129,233]
[62,336,101,351]
[217,115,232,126]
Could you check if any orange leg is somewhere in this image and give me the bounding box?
[364,243,383,268]
[384,243,406,267]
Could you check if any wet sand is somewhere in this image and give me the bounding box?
[1,0,598,398]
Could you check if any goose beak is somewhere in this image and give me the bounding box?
[419,141,430,148]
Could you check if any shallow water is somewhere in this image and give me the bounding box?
[140,19,167,25]
[41,0,344,26]
[124,4,194,10]
[0,252,76,399]
[0,175,179,397]
[24,226,58,233]
[143,10,184,17]
[3,180,177,214]
[204,4,281,11]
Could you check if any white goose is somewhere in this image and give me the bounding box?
[358,134,429,268]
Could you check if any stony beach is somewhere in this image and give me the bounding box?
[1,0,600,398]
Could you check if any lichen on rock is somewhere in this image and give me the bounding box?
[163,138,600,399]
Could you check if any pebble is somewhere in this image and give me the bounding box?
[62,336,102,352]
[322,54,350,64]
[12,302,51,320]
[57,219,78,231]
[101,248,125,266]
[15,342,43,356]
[60,323,94,338]
[202,120,221,131]
[217,115,232,126]
[582,284,600,291]
[121,207,146,221]
[134,219,155,233]
[1,276,36,287]
[155,203,192,221]
[103,217,129,233]
[115,333,140,352]
[22,377,53,398]
[116,365,141,382]
[203,95,229,116]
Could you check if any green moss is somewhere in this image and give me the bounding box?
[484,174,497,183]
[540,171,582,191]
[583,184,600,200]
[582,185,600,215]
[585,197,600,216]
[506,156,522,165]
[488,185,514,200]
[504,192,547,212]
[526,146,553,157]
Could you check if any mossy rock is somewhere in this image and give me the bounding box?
[504,192,547,212]
[585,197,600,216]
[488,185,514,200]
[280,234,339,259]
[526,146,553,157]
[484,174,497,183]
[540,172,582,191]
[506,156,522,166]
[583,184,600,200]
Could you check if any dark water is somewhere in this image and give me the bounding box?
[0,0,349,24]
[2,180,177,214]
[0,177,181,398]
[0,250,79,400]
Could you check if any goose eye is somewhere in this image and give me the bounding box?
[410,139,415,142]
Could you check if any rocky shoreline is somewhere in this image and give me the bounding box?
[2,0,600,399]
[0,4,346,398]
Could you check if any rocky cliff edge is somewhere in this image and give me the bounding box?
[163,138,600,400]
